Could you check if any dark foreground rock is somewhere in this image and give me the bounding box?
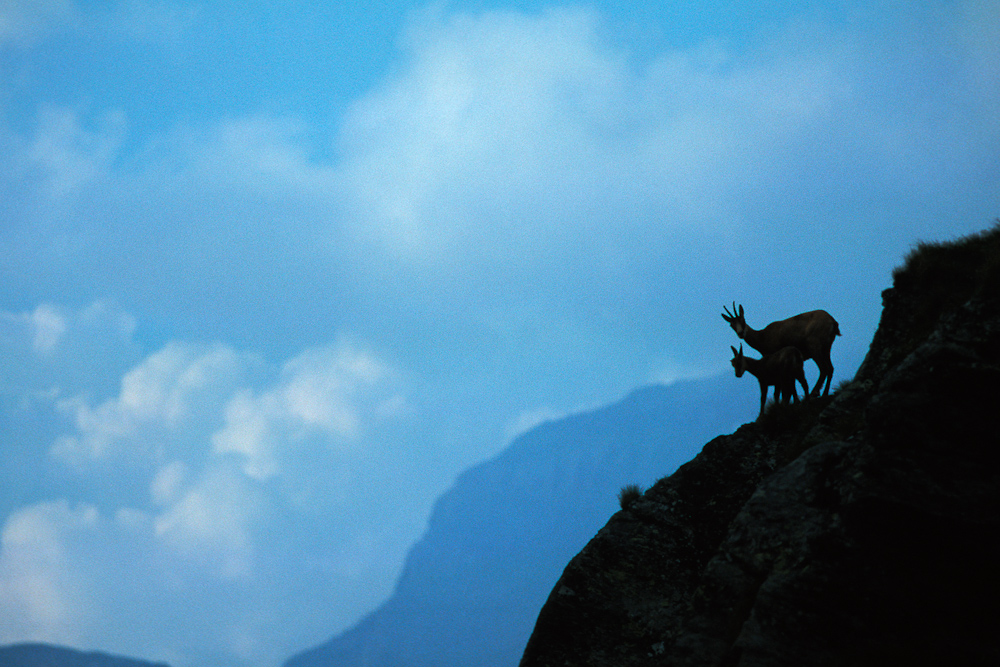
[521,224,1000,666]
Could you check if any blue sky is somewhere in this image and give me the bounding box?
[1,1,998,666]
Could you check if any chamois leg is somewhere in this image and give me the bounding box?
[758,381,768,419]
[809,359,827,398]
[775,379,790,405]
[787,379,799,404]
[797,372,809,400]
[815,356,834,396]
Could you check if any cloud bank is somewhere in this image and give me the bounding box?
[1,303,411,665]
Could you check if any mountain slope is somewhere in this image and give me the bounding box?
[285,375,756,667]
[0,643,169,667]
[520,223,1000,666]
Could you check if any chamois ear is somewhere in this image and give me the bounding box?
[738,304,744,318]
[731,345,738,356]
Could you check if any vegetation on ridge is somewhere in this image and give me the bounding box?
[617,484,644,510]
[892,221,1000,338]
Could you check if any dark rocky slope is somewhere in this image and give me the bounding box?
[521,224,1000,667]
[0,643,168,667]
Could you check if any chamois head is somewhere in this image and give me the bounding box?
[721,302,747,338]
[729,344,809,419]
[730,344,747,377]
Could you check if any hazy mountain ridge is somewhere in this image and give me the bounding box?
[520,223,1000,666]
[284,377,756,667]
[0,643,169,667]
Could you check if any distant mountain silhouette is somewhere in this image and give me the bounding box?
[0,643,168,667]
[285,375,755,667]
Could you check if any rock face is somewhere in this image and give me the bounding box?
[520,224,1000,667]
[0,643,169,667]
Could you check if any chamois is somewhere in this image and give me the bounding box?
[730,344,807,420]
[721,302,840,397]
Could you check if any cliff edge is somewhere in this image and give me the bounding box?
[520,224,1000,667]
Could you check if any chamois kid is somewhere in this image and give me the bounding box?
[730,344,808,420]
[722,303,840,397]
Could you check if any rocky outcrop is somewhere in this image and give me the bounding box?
[520,224,1000,666]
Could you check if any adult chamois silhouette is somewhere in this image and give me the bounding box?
[722,303,840,397]
[730,344,807,419]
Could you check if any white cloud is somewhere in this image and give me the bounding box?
[0,500,96,645]
[29,304,67,354]
[46,330,408,499]
[52,341,244,465]
[152,462,260,580]
[336,6,850,269]
[0,301,139,407]
[1,304,65,359]
[213,389,279,480]
[150,460,188,507]
[213,340,407,482]
[281,342,398,435]
[0,303,69,360]
[0,490,266,664]
[31,302,129,350]
[177,115,338,198]
[28,107,126,198]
